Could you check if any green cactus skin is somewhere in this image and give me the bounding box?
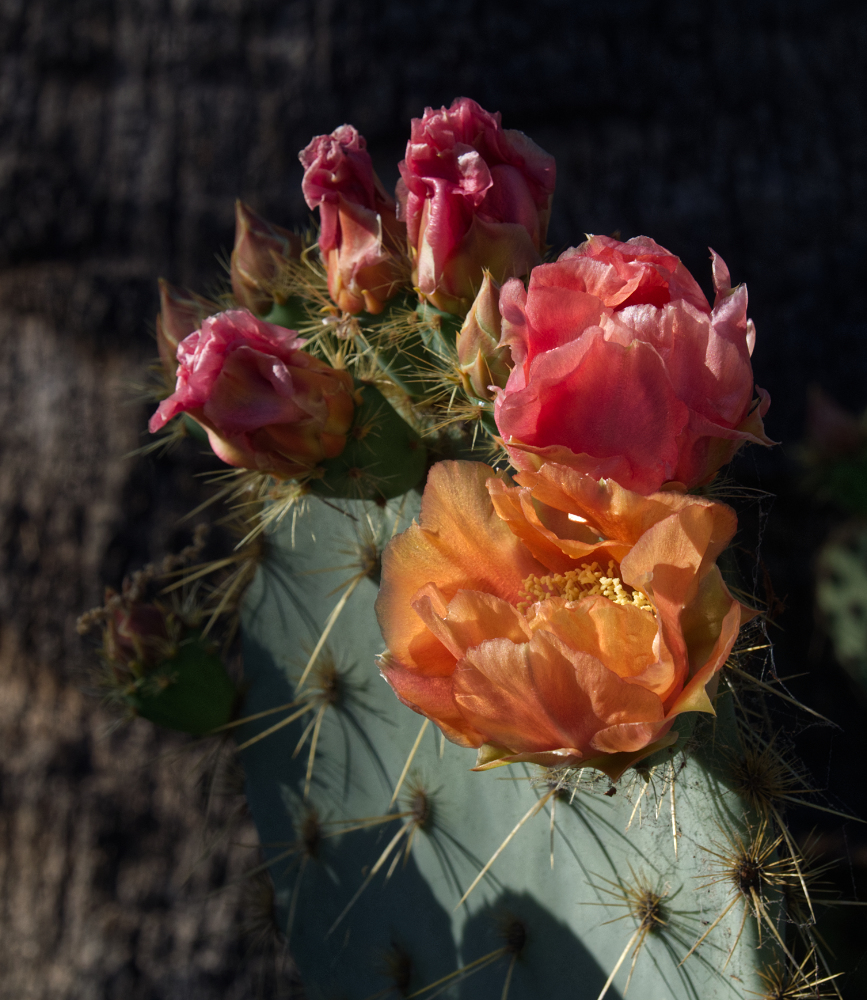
[126,632,236,735]
[262,297,313,331]
[311,384,427,502]
[239,497,779,1000]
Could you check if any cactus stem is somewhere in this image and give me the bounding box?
[586,867,673,997]
[326,778,439,937]
[500,952,518,1000]
[294,702,327,800]
[327,822,412,936]
[670,780,679,858]
[210,697,303,733]
[240,870,287,957]
[367,941,414,1000]
[456,785,559,910]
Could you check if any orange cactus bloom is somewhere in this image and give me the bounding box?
[375,460,756,780]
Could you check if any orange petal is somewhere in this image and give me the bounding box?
[377,655,485,748]
[412,586,532,660]
[375,461,543,670]
[487,477,630,570]
[454,631,664,757]
[513,462,707,547]
[590,717,674,755]
[531,596,661,685]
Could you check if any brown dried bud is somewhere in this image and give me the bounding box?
[230,200,303,315]
[156,279,218,377]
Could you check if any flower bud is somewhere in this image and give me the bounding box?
[99,594,236,735]
[155,279,218,377]
[300,125,406,315]
[397,97,556,316]
[455,272,512,401]
[230,201,303,315]
[105,596,174,671]
[149,310,357,480]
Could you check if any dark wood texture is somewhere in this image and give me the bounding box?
[2,0,866,995]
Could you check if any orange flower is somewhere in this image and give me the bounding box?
[375,461,755,780]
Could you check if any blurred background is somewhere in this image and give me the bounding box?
[2,0,867,996]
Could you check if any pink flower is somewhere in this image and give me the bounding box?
[300,125,405,315]
[494,236,774,494]
[397,97,556,315]
[149,310,356,478]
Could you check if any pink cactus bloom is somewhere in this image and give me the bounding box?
[397,97,556,315]
[300,125,405,315]
[149,310,356,479]
[494,236,774,494]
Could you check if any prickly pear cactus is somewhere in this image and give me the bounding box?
[123,102,844,1000]
[239,496,796,1000]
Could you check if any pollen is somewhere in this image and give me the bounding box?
[517,561,654,615]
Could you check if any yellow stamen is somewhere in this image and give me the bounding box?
[517,561,654,615]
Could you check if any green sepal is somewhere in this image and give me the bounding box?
[123,631,237,735]
[310,383,427,500]
[182,413,211,444]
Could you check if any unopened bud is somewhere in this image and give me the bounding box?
[230,201,303,315]
[104,598,174,671]
[156,279,218,377]
[300,126,406,316]
[455,272,512,401]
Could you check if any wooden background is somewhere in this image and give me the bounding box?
[2,1,867,995]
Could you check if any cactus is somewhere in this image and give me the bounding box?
[106,100,854,1000]
[237,496,813,1000]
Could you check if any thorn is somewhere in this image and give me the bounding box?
[389,718,429,810]
[456,787,557,909]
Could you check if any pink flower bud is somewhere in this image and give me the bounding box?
[230,201,303,315]
[494,236,775,494]
[149,310,357,479]
[397,97,556,316]
[155,279,218,377]
[455,272,512,401]
[300,125,406,315]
